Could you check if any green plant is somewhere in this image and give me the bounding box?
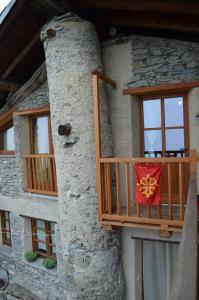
[25,251,39,262]
[42,257,57,269]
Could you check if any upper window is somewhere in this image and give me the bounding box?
[0,210,12,246]
[29,114,53,154]
[141,95,189,157]
[0,123,15,154]
[31,218,56,258]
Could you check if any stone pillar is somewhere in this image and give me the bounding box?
[41,15,124,299]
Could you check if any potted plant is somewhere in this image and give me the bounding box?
[25,251,39,262]
[42,257,57,269]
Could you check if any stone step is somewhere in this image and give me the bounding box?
[5,283,41,300]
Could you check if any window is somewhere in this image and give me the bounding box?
[0,211,12,246]
[142,240,178,300]
[141,95,189,157]
[0,123,15,154]
[29,114,53,154]
[31,219,56,258]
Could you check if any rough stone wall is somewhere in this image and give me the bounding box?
[0,82,68,299]
[129,35,199,87]
[0,157,19,194]
[0,254,15,281]
[7,213,67,300]
[42,15,124,300]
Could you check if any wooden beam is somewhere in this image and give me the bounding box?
[0,63,46,115]
[123,80,199,96]
[30,0,68,15]
[2,32,40,80]
[15,105,50,116]
[74,0,199,16]
[94,12,199,35]
[0,107,16,127]
[92,70,117,87]
[0,0,27,43]
[0,80,19,92]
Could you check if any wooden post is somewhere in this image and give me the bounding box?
[92,71,117,223]
[93,74,103,221]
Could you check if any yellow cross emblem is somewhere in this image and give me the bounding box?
[137,174,158,198]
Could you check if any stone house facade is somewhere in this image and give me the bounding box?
[0,1,198,300]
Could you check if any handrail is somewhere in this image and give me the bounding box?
[99,157,190,163]
[169,171,198,300]
[23,154,58,196]
[23,154,54,158]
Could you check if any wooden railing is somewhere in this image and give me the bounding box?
[97,153,197,232]
[23,154,58,196]
[169,170,198,299]
[92,71,198,233]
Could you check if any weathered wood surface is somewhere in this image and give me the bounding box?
[0,63,46,115]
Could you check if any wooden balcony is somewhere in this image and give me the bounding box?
[23,154,58,196]
[92,71,198,233]
[96,152,197,233]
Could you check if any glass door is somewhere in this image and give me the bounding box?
[141,95,189,158]
[141,95,189,203]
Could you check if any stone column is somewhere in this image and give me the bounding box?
[41,15,124,299]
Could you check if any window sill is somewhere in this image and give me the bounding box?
[21,192,58,201]
[0,244,12,258]
[0,154,15,158]
[25,257,58,275]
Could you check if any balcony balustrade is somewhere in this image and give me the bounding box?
[23,154,58,196]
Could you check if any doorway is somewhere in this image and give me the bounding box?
[140,94,190,204]
[142,240,178,300]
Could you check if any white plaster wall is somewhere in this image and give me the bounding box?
[0,193,59,222]
[188,87,199,191]
[102,37,139,300]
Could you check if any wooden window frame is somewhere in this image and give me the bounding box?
[139,92,190,157]
[0,121,15,155]
[29,113,53,155]
[31,218,56,258]
[1,211,12,246]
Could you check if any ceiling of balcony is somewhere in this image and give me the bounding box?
[1,0,199,107]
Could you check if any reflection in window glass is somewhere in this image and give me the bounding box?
[166,129,184,151]
[143,240,178,300]
[164,97,184,127]
[143,100,161,128]
[32,117,49,154]
[144,130,162,156]
[0,126,15,151]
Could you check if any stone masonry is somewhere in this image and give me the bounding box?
[129,35,199,87]
[41,15,125,299]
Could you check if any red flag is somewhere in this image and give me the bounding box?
[135,163,162,205]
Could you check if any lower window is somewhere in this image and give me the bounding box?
[0,211,12,246]
[142,240,178,300]
[31,218,56,258]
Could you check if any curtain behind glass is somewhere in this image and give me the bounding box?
[143,240,178,300]
[32,117,49,154]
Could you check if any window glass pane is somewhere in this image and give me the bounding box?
[5,221,9,230]
[50,223,55,233]
[166,129,184,151]
[6,126,15,150]
[144,130,162,157]
[36,219,45,229]
[143,240,178,300]
[38,241,47,251]
[51,245,56,256]
[164,97,184,127]
[32,117,49,154]
[37,228,46,241]
[0,126,15,151]
[143,100,161,128]
[5,232,10,240]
